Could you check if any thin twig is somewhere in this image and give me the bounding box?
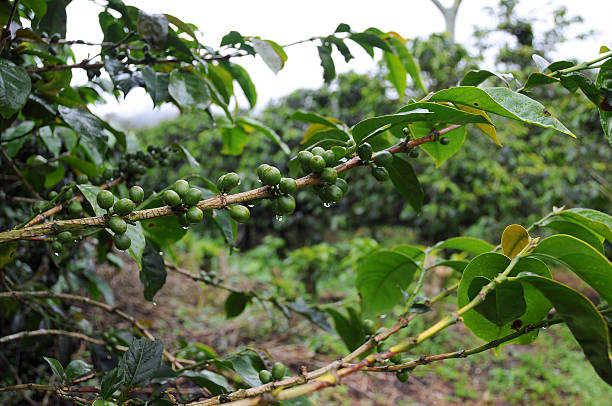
[0,329,105,345]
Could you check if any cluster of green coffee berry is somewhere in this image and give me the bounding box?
[355,142,393,181]
[295,146,347,204]
[258,362,287,384]
[161,179,206,226]
[216,173,251,223]
[255,164,297,215]
[94,185,145,251]
[362,319,412,382]
[33,183,78,216]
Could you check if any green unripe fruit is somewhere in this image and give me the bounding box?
[57,231,72,244]
[91,175,104,186]
[48,191,58,199]
[218,172,241,193]
[396,369,410,383]
[259,370,272,384]
[371,166,389,182]
[103,168,114,180]
[271,198,282,216]
[309,155,326,174]
[113,233,132,251]
[172,179,190,197]
[160,158,169,167]
[182,187,203,206]
[51,241,64,254]
[76,174,89,184]
[439,137,450,145]
[322,150,337,167]
[271,362,286,380]
[377,342,388,352]
[178,213,190,228]
[390,354,403,364]
[97,190,115,209]
[277,195,296,215]
[163,190,181,207]
[108,216,127,234]
[186,207,204,223]
[357,142,373,162]
[32,201,46,213]
[64,188,73,199]
[68,200,83,215]
[363,319,376,335]
[129,186,145,203]
[228,205,250,223]
[279,177,297,195]
[297,151,313,166]
[257,164,270,180]
[320,184,343,203]
[260,166,281,186]
[335,178,348,194]
[409,149,419,158]
[311,146,325,156]
[320,167,337,184]
[373,151,393,167]
[113,198,135,216]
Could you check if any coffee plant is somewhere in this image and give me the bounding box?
[0,1,611,405]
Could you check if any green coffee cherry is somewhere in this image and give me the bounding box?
[277,195,296,215]
[113,198,135,216]
[257,164,270,179]
[371,166,389,182]
[335,178,348,194]
[390,354,403,364]
[103,168,114,180]
[64,187,74,199]
[32,201,46,213]
[172,179,190,197]
[377,342,388,352]
[271,362,286,380]
[373,151,393,168]
[357,142,373,162]
[311,146,325,156]
[186,206,204,223]
[439,137,450,145]
[48,191,58,199]
[91,175,104,186]
[68,200,83,215]
[260,166,281,186]
[409,149,419,158]
[57,231,72,244]
[297,151,313,167]
[108,216,127,234]
[363,319,376,335]
[322,150,337,167]
[178,213,190,228]
[51,241,64,254]
[129,186,145,203]
[97,190,115,210]
[182,187,203,206]
[218,172,241,193]
[309,155,326,174]
[259,370,273,384]
[163,190,181,207]
[396,369,410,383]
[229,205,250,223]
[279,177,297,195]
[320,167,337,184]
[113,233,132,251]
[76,174,89,184]
[320,184,343,203]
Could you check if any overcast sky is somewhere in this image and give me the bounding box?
[65,0,612,126]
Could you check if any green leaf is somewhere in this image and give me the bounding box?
[531,235,612,303]
[121,338,164,389]
[458,254,552,345]
[520,73,559,92]
[43,356,65,383]
[468,276,526,326]
[140,241,167,302]
[225,291,249,318]
[317,43,336,83]
[335,23,351,33]
[34,0,68,38]
[349,32,391,56]
[327,36,353,63]
[252,39,286,74]
[92,400,118,406]
[77,184,110,216]
[429,87,575,137]
[383,51,406,98]
[386,35,426,93]
[137,10,168,49]
[539,219,605,254]
[22,0,47,17]
[285,298,333,332]
[125,223,145,268]
[325,307,366,352]
[207,209,235,248]
[559,73,602,106]
[101,367,124,400]
[168,70,211,110]
[4,121,35,157]
[557,208,612,243]
[501,224,530,259]
[392,244,425,260]
[171,142,200,167]
[236,117,290,154]
[59,106,108,166]
[226,63,257,108]
[459,70,512,87]
[164,14,197,41]
[517,274,612,386]
[532,54,551,72]
[427,259,469,274]
[65,360,91,382]
[0,59,32,118]
[223,350,266,387]
[39,126,62,157]
[387,155,423,212]
[291,110,340,127]
[435,237,495,256]
[414,123,466,167]
[356,250,418,317]
[596,59,612,145]
[180,370,230,395]
[221,125,248,155]
[141,67,169,105]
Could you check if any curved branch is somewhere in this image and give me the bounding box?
[0,328,105,345]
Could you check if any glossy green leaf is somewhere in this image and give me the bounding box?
[180,370,230,395]
[236,117,290,154]
[387,155,423,212]
[356,250,418,317]
[222,350,266,387]
[349,32,391,56]
[137,10,168,48]
[429,87,575,137]
[520,73,558,92]
[413,123,466,167]
[326,306,366,352]
[125,223,145,268]
[207,209,235,248]
[65,360,91,382]
[252,39,286,74]
[0,59,32,118]
[140,241,167,302]
[468,276,526,326]
[386,35,426,93]
[459,70,512,87]
[92,400,118,406]
[532,54,551,72]
[168,70,211,110]
[4,121,34,157]
[318,43,336,83]
[140,195,188,250]
[22,0,47,17]
[34,0,68,38]
[77,184,111,216]
[121,337,164,389]
[531,235,612,303]
[221,125,248,155]
[427,259,469,274]
[596,59,612,145]
[383,51,406,98]
[328,36,353,62]
[291,110,340,127]
[226,63,257,108]
[225,291,249,318]
[142,67,169,105]
[59,106,108,166]
[501,224,530,259]
[43,356,65,382]
[435,237,495,256]
[517,274,612,386]
[164,14,197,41]
[39,126,61,157]
[285,298,332,332]
[100,367,124,400]
[540,219,605,254]
[559,73,602,105]
[172,142,200,167]
[557,208,612,243]
[459,254,552,345]
[392,244,425,260]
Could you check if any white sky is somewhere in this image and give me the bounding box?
[65,0,612,125]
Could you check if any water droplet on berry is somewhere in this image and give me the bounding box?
[275,215,284,222]
[323,203,331,208]
[182,226,189,230]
